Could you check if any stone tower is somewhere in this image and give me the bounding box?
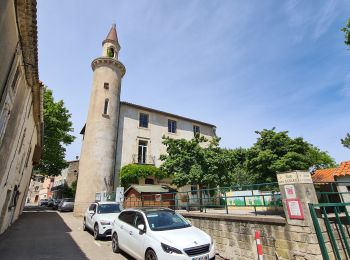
[74,24,125,216]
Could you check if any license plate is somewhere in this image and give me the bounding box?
[192,255,209,260]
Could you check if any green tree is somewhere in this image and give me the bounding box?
[341,133,350,149]
[62,181,77,198]
[120,164,167,188]
[245,128,336,183]
[341,18,350,47]
[36,88,75,176]
[160,135,233,189]
[341,19,350,147]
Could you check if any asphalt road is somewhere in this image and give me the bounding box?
[0,206,132,260]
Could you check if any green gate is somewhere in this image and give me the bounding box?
[309,202,350,260]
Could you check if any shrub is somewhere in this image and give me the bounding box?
[120,164,167,188]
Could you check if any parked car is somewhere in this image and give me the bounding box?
[47,199,54,207]
[111,208,215,260]
[83,202,122,240]
[38,199,49,206]
[52,199,62,210]
[58,198,74,212]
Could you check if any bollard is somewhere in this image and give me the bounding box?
[255,231,263,260]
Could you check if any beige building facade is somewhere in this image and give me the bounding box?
[51,160,79,199]
[74,25,216,215]
[115,102,216,185]
[25,175,44,204]
[0,0,43,234]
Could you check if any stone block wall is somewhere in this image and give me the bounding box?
[181,212,324,260]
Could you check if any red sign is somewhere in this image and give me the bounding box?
[286,198,304,220]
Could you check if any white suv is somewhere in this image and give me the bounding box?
[111,208,215,260]
[83,202,122,240]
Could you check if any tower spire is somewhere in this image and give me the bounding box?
[104,24,118,44]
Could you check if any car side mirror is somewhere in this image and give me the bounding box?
[137,224,145,232]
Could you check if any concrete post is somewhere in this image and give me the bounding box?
[276,171,322,259]
[277,171,318,226]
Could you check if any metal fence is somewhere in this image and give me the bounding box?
[314,181,350,206]
[121,182,283,216]
[309,202,350,260]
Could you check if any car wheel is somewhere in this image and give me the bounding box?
[112,232,121,253]
[93,224,100,240]
[145,249,157,260]
[83,218,87,231]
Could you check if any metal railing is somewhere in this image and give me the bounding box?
[309,202,350,260]
[122,182,283,216]
[132,154,156,165]
[314,181,350,205]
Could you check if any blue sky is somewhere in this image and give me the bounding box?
[37,0,350,163]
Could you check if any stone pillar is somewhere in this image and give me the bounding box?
[276,171,323,259]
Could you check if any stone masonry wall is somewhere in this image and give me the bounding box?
[181,212,324,260]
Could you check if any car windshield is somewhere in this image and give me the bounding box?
[97,204,121,214]
[145,210,191,231]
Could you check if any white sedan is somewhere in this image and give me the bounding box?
[83,202,122,240]
[111,208,215,260]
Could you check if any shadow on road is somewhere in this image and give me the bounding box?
[0,206,88,260]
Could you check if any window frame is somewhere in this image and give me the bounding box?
[138,140,148,164]
[193,125,200,135]
[119,211,137,226]
[168,119,177,134]
[89,203,97,212]
[139,112,149,128]
[133,213,146,229]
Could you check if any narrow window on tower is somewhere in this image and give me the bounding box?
[104,83,109,90]
[103,99,109,115]
[139,113,149,128]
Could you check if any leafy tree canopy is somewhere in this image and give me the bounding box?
[160,135,233,188]
[62,181,77,198]
[120,164,167,188]
[35,88,75,176]
[160,129,335,187]
[245,128,336,183]
[341,133,350,149]
[341,18,350,47]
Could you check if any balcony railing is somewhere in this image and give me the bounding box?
[132,154,156,165]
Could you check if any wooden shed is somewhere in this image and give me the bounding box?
[124,185,177,209]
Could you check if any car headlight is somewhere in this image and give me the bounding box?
[100,220,111,225]
[161,243,182,254]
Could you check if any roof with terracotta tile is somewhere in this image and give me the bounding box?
[312,168,337,182]
[333,160,350,177]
